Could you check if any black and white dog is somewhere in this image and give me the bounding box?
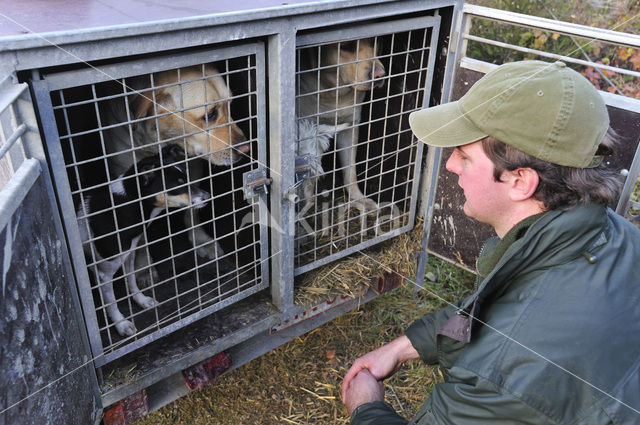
[77,145,210,337]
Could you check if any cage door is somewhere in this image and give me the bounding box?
[293,16,442,275]
[30,43,270,365]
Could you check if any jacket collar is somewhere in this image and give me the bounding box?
[460,203,609,314]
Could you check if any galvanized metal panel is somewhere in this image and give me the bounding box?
[0,76,100,425]
[0,173,101,425]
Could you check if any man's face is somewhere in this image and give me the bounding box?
[445,140,511,229]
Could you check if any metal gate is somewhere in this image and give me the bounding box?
[30,44,269,365]
[293,16,441,274]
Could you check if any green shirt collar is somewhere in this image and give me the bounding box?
[476,212,548,278]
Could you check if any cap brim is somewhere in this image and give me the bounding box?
[409,101,488,147]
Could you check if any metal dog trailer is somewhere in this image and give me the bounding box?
[1,1,639,424]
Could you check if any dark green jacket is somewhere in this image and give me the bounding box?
[351,204,640,424]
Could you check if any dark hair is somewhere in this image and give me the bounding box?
[481,132,623,211]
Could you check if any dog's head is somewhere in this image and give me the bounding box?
[321,38,386,91]
[132,145,210,209]
[133,65,249,166]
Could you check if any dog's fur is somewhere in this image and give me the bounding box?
[102,65,248,283]
[297,38,386,211]
[296,119,348,216]
[104,65,248,174]
[77,145,209,337]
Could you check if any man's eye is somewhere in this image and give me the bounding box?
[205,108,218,122]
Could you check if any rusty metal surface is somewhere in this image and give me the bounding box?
[428,65,640,270]
[0,0,317,37]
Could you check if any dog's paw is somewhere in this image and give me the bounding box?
[115,319,137,337]
[196,242,225,260]
[134,294,158,310]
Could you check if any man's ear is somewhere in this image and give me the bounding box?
[505,167,540,202]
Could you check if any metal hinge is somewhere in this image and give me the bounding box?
[243,168,272,200]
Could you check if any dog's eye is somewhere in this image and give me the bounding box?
[340,41,358,53]
[205,107,218,122]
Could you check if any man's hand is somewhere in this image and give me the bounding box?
[343,368,385,415]
[341,335,419,402]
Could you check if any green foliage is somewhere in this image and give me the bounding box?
[466,0,640,98]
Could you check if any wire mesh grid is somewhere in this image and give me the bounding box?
[293,27,434,273]
[50,57,267,358]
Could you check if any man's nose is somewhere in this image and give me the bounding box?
[445,151,461,175]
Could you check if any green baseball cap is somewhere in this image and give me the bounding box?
[409,60,609,168]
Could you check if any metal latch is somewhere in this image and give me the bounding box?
[243,168,272,200]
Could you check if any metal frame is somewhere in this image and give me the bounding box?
[0,0,464,416]
[293,15,441,275]
[418,4,640,274]
[31,41,269,365]
[0,78,102,423]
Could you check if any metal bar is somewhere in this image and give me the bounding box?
[42,42,262,90]
[616,146,640,217]
[99,280,269,365]
[463,3,640,48]
[0,123,26,160]
[30,78,107,363]
[0,82,27,116]
[0,158,41,231]
[463,33,640,79]
[297,15,442,46]
[294,224,412,276]
[459,56,640,113]
[268,28,297,312]
[416,0,465,288]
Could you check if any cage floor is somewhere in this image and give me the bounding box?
[100,290,275,393]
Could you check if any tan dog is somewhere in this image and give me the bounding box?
[297,38,386,212]
[102,65,248,285]
[105,65,248,173]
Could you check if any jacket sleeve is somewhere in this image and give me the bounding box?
[404,304,460,365]
[411,367,556,425]
[350,401,408,425]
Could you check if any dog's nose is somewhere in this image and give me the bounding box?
[373,64,386,80]
[372,63,386,88]
[234,143,250,154]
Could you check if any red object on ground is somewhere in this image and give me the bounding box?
[103,390,149,425]
[182,351,233,391]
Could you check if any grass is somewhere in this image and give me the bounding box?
[137,2,639,423]
[136,256,476,425]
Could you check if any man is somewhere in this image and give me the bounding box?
[341,60,640,424]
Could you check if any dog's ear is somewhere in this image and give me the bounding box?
[165,144,186,160]
[133,91,176,121]
[138,161,157,186]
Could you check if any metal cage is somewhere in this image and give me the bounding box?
[31,43,270,364]
[293,16,440,275]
